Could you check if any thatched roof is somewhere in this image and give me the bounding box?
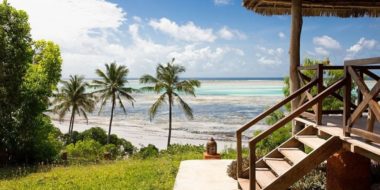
[243,0,380,17]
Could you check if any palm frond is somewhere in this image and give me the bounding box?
[149,93,167,121]
[174,93,194,120]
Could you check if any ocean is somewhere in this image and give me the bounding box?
[51,79,284,149]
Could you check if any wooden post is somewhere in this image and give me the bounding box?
[290,0,303,135]
[236,132,242,179]
[343,66,351,136]
[249,142,256,190]
[316,64,323,125]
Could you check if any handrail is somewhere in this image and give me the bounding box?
[249,78,346,145]
[345,57,380,66]
[236,78,318,134]
[298,65,344,70]
[235,78,318,182]
[248,77,346,190]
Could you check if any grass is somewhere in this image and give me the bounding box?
[0,158,179,190]
[0,149,209,190]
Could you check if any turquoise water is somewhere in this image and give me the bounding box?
[54,79,285,149]
[125,79,284,97]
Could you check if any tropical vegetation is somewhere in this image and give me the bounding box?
[140,58,200,148]
[93,62,137,144]
[0,1,62,164]
[52,75,95,138]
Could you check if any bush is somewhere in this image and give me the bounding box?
[66,139,102,162]
[102,144,120,160]
[135,144,159,159]
[117,138,135,155]
[227,157,249,180]
[291,164,326,190]
[81,127,107,145]
[62,127,136,159]
[161,144,204,155]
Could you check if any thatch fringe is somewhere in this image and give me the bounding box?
[243,0,380,18]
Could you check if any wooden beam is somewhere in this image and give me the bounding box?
[345,57,380,66]
[290,0,303,135]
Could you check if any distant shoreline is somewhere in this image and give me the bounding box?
[62,77,285,81]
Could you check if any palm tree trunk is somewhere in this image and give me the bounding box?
[70,113,76,135]
[167,94,172,148]
[69,108,75,137]
[107,95,116,144]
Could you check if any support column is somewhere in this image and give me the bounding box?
[290,0,303,135]
[327,150,371,190]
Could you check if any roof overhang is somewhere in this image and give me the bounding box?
[243,0,380,17]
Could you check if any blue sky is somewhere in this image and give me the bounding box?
[9,0,380,78]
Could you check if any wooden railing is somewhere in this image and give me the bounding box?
[344,57,380,143]
[236,63,347,190]
[236,58,380,190]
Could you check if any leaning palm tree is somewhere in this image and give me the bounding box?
[52,75,95,138]
[140,58,200,148]
[92,62,136,144]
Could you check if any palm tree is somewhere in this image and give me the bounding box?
[92,62,136,144]
[140,58,200,148]
[52,75,95,138]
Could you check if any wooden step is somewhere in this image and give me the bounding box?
[278,148,308,164]
[238,178,261,190]
[263,158,292,176]
[296,135,326,149]
[256,168,277,188]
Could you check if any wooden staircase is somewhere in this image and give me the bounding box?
[237,125,342,190]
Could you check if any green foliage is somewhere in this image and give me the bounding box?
[0,158,179,190]
[102,144,119,160]
[284,57,349,111]
[140,58,201,147]
[135,144,159,159]
[66,139,103,162]
[292,164,326,190]
[81,127,108,145]
[53,75,95,138]
[62,127,136,158]
[255,124,292,157]
[116,138,135,155]
[0,2,62,164]
[93,62,137,144]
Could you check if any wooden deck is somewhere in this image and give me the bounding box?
[296,114,380,161]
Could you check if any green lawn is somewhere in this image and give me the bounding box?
[0,158,179,190]
[0,149,212,190]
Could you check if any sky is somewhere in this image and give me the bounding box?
[8,0,380,78]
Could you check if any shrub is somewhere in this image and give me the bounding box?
[227,157,249,180]
[102,144,120,160]
[117,138,135,155]
[62,127,136,158]
[136,144,159,159]
[291,164,326,190]
[66,139,102,162]
[81,127,108,145]
[161,144,204,155]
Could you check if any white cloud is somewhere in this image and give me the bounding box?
[9,0,126,43]
[345,38,378,59]
[314,47,330,56]
[218,26,246,40]
[133,16,142,23]
[278,32,285,39]
[256,46,284,65]
[7,0,273,77]
[313,35,341,49]
[214,0,232,5]
[149,17,217,42]
[9,0,128,77]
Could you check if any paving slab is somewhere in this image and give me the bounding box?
[174,160,238,190]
